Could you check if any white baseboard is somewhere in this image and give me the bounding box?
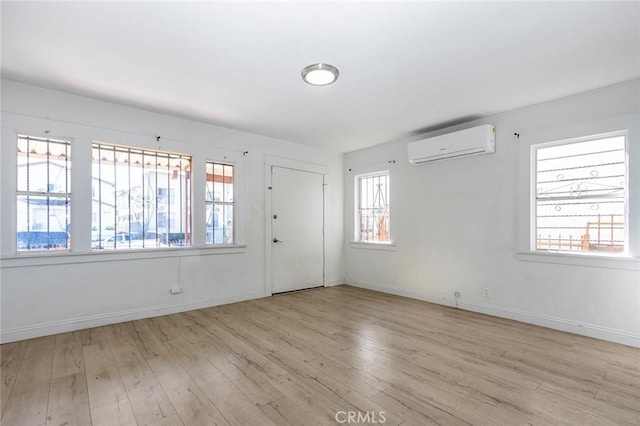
[345,279,456,308]
[326,279,346,287]
[346,279,640,348]
[0,290,265,343]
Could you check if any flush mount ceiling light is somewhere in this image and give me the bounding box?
[301,63,339,86]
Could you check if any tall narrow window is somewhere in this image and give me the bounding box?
[534,133,627,254]
[356,171,390,242]
[16,135,71,251]
[206,162,234,244]
[91,143,192,250]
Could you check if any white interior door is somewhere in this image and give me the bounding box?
[271,166,324,293]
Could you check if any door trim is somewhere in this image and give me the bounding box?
[264,155,329,297]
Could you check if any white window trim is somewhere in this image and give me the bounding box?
[0,244,248,268]
[1,114,248,262]
[530,130,629,255]
[205,160,236,246]
[517,115,640,269]
[204,150,246,248]
[353,169,392,245]
[15,134,72,252]
[348,241,397,251]
[517,251,640,271]
[90,142,194,251]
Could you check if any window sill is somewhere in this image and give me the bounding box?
[517,251,640,271]
[0,244,247,268]
[348,241,397,251]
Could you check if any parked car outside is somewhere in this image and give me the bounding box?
[94,232,167,249]
[16,231,69,250]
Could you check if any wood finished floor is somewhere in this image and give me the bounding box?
[1,285,638,426]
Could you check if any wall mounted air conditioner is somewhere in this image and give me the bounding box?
[408,124,496,165]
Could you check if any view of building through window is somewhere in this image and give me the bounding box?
[535,134,626,254]
[357,172,390,242]
[91,143,192,250]
[16,135,72,251]
[18,134,626,255]
[206,162,234,244]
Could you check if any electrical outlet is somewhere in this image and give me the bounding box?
[454,291,461,298]
[482,288,491,298]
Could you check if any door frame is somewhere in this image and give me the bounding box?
[264,155,329,296]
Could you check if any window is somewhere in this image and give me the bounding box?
[356,171,390,242]
[533,132,627,254]
[206,162,234,244]
[91,143,192,250]
[16,135,71,251]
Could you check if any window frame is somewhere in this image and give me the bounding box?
[530,130,629,257]
[354,170,391,244]
[1,120,249,262]
[91,141,193,251]
[16,134,72,252]
[205,160,235,246]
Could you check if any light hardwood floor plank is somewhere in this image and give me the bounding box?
[144,353,230,426]
[1,285,638,425]
[45,373,91,426]
[44,331,91,426]
[157,324,269,412]
[259,396,323,426]
[1,340,26,415]
[1,336,56,426]
[82,327,137,426]
[105,323,178,426]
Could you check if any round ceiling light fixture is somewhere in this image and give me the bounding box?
[301,63,339,86]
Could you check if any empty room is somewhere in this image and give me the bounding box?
[1,1,639,425]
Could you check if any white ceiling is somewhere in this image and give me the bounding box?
[2,1,639,153]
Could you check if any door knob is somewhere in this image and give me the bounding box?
[273,238,283,243]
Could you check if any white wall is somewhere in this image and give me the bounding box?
[0,80,344,343]
[3,78,638,347]
[344,79,640,347]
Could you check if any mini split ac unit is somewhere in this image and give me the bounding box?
[408,124,496,165]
